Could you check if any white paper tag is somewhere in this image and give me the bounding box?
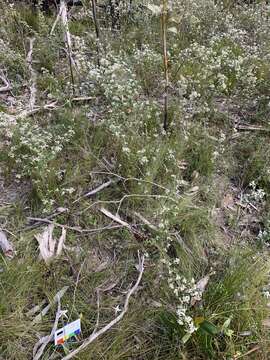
[54,318,81,345]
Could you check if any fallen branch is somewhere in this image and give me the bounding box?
[133,211,158,231]
[99,207,131,229]
[32,286,68,324]
[26,37,37,110]
[234,345,260,359]
[73,179,116,204]
[0,71,12,93]
[59,0,75,93]
[91,0,100,66]
[34,224,66,264]
[26,300,47,317]
[61,253,145,360]
[27,216,131,233]
[161,0,169,132]
[25,207,68,230]
[235,124,269,132]
[0,230,14,258]
[50,1,76,92]
[32,294,62,360]
[71,96,94,102]
[1,101,58,130]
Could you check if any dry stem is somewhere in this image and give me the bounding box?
[61,253,145,360]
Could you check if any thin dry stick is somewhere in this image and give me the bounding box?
[2,101,58,128]
[91,0,100,67]
[32,294,62,360]
[32,286,68,324]
[234,345,260,359]
[80,193,179,215]
[73,179,116,204]
[0,71,12,92]
[71,96,94,102]
[161,0,169,132]
[99,207,131,229]
[90,171,170,193]
[92,288,100,334]
[26,37,37,110]
[68,259,86,321]
[50,7,62,35]
[61,253,145,360]
[59,0,75,94]
[27,216,129,233]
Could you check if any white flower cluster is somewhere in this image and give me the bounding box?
[8,121,75,178]
[164,256,202,334]
[244,181,265,204]
[258,220,270,246]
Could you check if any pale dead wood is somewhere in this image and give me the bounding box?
[35,224,55,263]
[68,260,86,321]
[25,206,68,230]
[91,0,100,66]
[34,224,66,263]
[71,96,94,102]
[27,216,129,233]
[26,300,47,317]
[0,230,14,258]
[73,179,116,204]
[26,37,37,110]
[2,101,58,129]
[61,254,145,360]
[235,124,269,131]
[0,71,12,92]
[50,7,62,35]
[133,211,158,231]
[61,0,75,93]
[91,171,171,193]
[50,1,75,91]
[99,207,131,229]
[56,227,66,256]
[234,345,260,359]
[161,0,169,131]
[80,193,178,215]
[32,294,62,360]
[32,286,68,324]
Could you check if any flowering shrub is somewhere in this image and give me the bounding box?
[165,255,201,334]
[5,116,75,208]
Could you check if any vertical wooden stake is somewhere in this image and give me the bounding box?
[91,0,101,67]
[161,0,169,132]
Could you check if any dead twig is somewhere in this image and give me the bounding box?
[50,1,75,93]
[0,71,12,92]
[26,37,37,110]
[91,0,100,66]
[99,207,131,229]
[61,1,75,93]
[34,224,66,264]
[71,96,94,102]
[2,101,58,129]
[133,211,158,231]
[234,345,260,359]
[68,260,86,322]
[0,230,14,258]
[61,253,145,360]
[235,124,269,132]
[32,286,68,324]
[27,216,130,233]
[161,0,169,132]
[26,300,47,317]
[32,294,62,360]
[73,179,117,204]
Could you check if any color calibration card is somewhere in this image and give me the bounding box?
[54,319,81,345]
